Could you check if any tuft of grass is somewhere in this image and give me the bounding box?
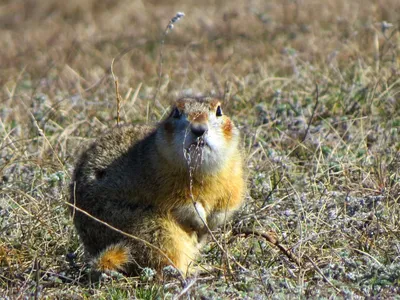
[1,0,399,298]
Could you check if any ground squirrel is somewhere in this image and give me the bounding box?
[69,96,245,276]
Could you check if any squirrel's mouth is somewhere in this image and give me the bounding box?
[186,137,210,151]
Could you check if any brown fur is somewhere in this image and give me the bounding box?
[189,112,208,122]
[69,97,245,276]
[222,117,233,140]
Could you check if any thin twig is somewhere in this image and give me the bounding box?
[350,247,383,267]
[192,201,248,274]
[34,258,40,300]
[83,46,140,94]
[186,165,248,274]
[304,255,341,293]
[153,12,185,104]
[174,278,197,299]
[111,59,122,126]
[223,80,232,103]
[233,227,302,267]
[182,129,248,275]
[66,201,184,279]
[301,84,319,143]
[262,173,283,206]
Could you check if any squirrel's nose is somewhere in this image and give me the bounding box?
[191,123,208,137]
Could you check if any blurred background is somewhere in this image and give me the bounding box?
[2,0,399,95]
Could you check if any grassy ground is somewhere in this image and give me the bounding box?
[1,0,399,298]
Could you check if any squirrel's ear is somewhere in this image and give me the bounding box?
[172,107,181,119]
[216,105,223,117]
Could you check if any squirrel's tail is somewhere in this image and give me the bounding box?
[92,242,132,273]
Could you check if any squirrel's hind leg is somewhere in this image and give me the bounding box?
[156,216,201,276]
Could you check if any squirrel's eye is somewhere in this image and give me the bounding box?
[216,105,223,117]
[172,108,181,119]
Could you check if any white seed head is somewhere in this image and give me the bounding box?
[166,12,185,32]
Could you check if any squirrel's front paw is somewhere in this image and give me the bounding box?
[207,210,233,230]
[171,202,207,233]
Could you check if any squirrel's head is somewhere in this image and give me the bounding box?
[156,97,240,174]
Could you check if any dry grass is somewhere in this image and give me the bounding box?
[1,0,399,298]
